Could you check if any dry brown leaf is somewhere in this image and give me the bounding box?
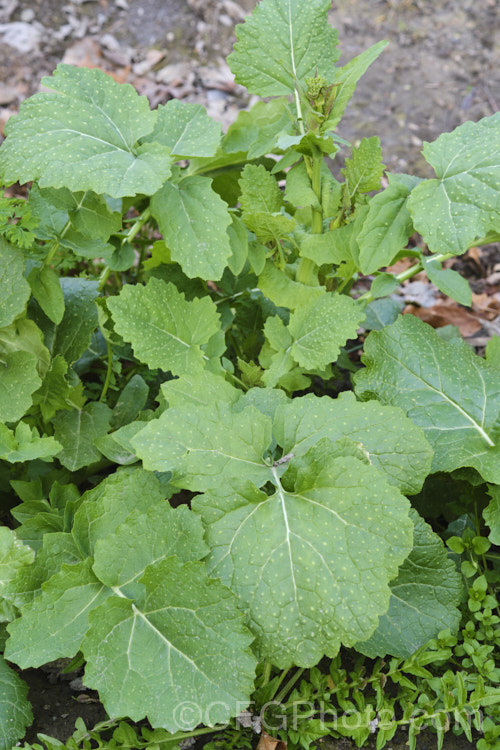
[257,731,287,750]
[62,38,103,68]
[471,293,500,319]
[403,303,482,337]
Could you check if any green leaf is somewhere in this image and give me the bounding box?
[355,314,500,482]
[285,161,320,209]
[72,468,166,558]
[107,277,221,375]
[151,176,232,280]
[132,400,272,491]
[223,98,290,159]
[3,532,82,609]
[111,374,149,429]
[258,261,324,309]
[484,486,500,545]
[0,422,61,462]
[227,215,249,276]
[144,100,221,158]
[325,41,388,129]
[228,0,340,97]
[194,452,412,667]
[0,65,172,197]
[422,255,472,307]
[35,187,122,241]
[357,183,414,274]
[342,137,385,198]
[273,391,433,495]
[51,278,99,364]
[357,510,463,658]
[0,655,33,750]
[0,350,41,423]
[299,226,355,267]
[28,265,65,325]
[369,274,400,299]
[82,558,256,731]
[288,293,364,369]
[0,528,34,594]
[32,354,85,422]
[407,113,500,255]
[0,237,30,327]
[92,503,208,593]
[239,163,284,214]
[5,559,111,667]
[160,369,242,410]
[52,402,111,471]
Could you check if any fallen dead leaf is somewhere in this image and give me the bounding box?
[62,37,103,68]
[404,302,482,337]
[471,293,500,320]
[257,731,287,750]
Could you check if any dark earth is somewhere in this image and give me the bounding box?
[1,0,499,746]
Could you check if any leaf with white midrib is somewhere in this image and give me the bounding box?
[355,314,500,481]
[82,558,256,731]
[193,454,413,668]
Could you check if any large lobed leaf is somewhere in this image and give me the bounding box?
[0,655,33,750]
[0,65,172,197]
[228,0,340,97]
[357,509,463,658]
[5,467,257,731]
[407,113,500,255]
[194,450,413,667]
[0,238,30,328]
[107,277,222,375]
[355,314,500,482]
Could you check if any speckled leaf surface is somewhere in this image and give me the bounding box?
[52,402,111,472]
[228,0,340,97]
[72,468,165,558]
[132,400,273,491]
[82,558,257,731]
[0,350,41,423]
[0,238,30,328]
[357,510,462,658]
[288,293,365,369]
[357,183,414,274]
[0,422,61,463]
[273,391,433,495]
[5,559,111,668]
[0,528,34,594]
[107,277,221,374]
[145,100,221,157]
[0,655,33,750]
[355,315,500,482]
[341,137,384,198]
[484,486,500,545]
[407,113,500,255]
[0,65,172,197]
[194,454,412,667]
[92,503,208,592]
[3,532,82,609]
[151,176,232,280]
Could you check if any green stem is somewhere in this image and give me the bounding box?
[268,668,290,701]
[358,251,458,305]
[99,340,113,403]
[126,206,151,242]
[275,667,305,704]
[296,147,323,286]
[98,266,112,292]
[261,661,272,687]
